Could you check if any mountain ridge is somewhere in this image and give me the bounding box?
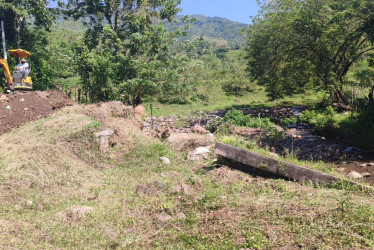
[177,14,249,47]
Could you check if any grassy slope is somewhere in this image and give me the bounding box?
[0,104,374,248]
[147,86,323,117]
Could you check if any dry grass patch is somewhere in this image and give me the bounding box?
[1,102,374,248]
[166,132,215,152]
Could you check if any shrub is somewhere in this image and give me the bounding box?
[280,117,298,126]
[223,110,273,131]
[222,81,255,96]
[280,106,338,137]
[339,104,374,149]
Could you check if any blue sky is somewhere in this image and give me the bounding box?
[179,0,260,24]
[48,0,260,24]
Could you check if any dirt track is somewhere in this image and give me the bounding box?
[0,89,73,135]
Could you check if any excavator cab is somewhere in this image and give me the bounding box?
[6,49,33,90]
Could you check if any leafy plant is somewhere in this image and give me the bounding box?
[223,109,273,131]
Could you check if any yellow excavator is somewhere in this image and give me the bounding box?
[0,21,33,91]
[0,49,33,91]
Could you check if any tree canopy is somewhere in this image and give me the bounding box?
[245,0,374,103]
[64,0,194,104]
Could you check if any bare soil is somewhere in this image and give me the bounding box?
[0,89,73,135]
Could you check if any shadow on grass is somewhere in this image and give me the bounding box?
[200,157,288,181]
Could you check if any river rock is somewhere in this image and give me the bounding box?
[347,171,362,179]
[187,146,210,160]
[160,156,170,165]
[361,172,371,178]
[191,124,208,134]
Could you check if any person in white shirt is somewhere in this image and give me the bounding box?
[16,58,30,77]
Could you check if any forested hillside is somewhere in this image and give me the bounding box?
[176,14,248,48]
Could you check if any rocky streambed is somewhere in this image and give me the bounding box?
[141,106,374,184]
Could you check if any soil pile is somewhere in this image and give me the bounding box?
[0,89,73,135]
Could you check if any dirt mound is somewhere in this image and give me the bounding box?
[0,89,73,135]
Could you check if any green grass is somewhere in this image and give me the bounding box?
[216,134,370,185]
[1,102,374,248]
[145,85,323,116]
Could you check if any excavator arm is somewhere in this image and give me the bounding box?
[0,57,12,86]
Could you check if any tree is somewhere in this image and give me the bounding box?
[245,0,374,104]
[0,0,58,48]
[354,66,374,102]
[65,0,192,105]
[0,1,61,90]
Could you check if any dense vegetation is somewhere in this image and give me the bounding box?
[0,0,374,148]
[2,1,374,248]
[245,0,374,104]
[175,14,248,48]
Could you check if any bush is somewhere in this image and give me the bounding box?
[222,81,255,96]
[280,106,338,136]
[223,110,273,131]
[281,117,298,126]
[339,104,374,149]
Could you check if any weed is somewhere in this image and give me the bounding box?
[241,229,269,249]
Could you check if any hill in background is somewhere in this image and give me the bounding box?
[177,14,249,48]
[55,14,248,49]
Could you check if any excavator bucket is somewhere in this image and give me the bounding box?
[8,49,30,58]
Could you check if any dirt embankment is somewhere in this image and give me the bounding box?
[0,90,73,135]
